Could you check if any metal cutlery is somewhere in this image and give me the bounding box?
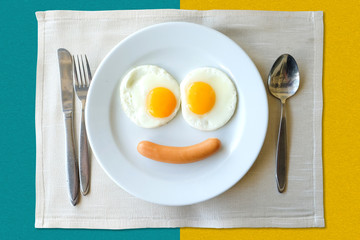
[57,48,80,205]
[73,54,92,196]
[268,54,300,193]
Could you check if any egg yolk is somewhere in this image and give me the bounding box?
[147,87,177,118]
[186,82,216,115]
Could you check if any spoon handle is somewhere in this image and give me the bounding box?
[276,101,287,193]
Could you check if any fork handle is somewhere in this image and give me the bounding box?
[79,108,90,195]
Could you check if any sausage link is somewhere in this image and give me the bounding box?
[137,138,221,164]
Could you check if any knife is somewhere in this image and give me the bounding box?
[57,48,80,206]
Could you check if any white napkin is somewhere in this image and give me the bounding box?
[35,10,324,229]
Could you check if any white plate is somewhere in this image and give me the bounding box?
[86,22,268,206]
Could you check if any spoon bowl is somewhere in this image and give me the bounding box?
[268,54,300,193]
[268,54,300,103]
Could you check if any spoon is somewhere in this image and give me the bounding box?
[268,54,300,193]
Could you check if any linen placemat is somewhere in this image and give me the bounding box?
[35,10,324,228]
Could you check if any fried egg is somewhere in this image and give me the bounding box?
[180,67,237,131]
[120,65,180,128]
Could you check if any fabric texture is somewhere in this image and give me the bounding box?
[35,9,324,229]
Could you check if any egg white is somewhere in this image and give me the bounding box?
[120,65,180,128]
[180,67,237,131]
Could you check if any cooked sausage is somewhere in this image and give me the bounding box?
[137,138,221,164]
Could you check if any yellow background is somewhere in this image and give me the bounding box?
[181,0,360,239]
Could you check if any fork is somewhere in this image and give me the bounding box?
[73,55,91,196]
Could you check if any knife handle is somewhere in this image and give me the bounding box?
[276,101,287,193]
[64,112,80,205]
[79,108,90,195]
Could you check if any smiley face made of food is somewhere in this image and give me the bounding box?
[120,65,237,164]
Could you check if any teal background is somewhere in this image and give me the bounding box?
[0,0,180,239]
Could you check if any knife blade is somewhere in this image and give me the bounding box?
[57,48,80,206]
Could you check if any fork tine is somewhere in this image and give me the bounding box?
[85,55,92,86]
[77,55,84,87]
[73,55,79,87]
[80,55,88,87]
[73,54,92,89]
